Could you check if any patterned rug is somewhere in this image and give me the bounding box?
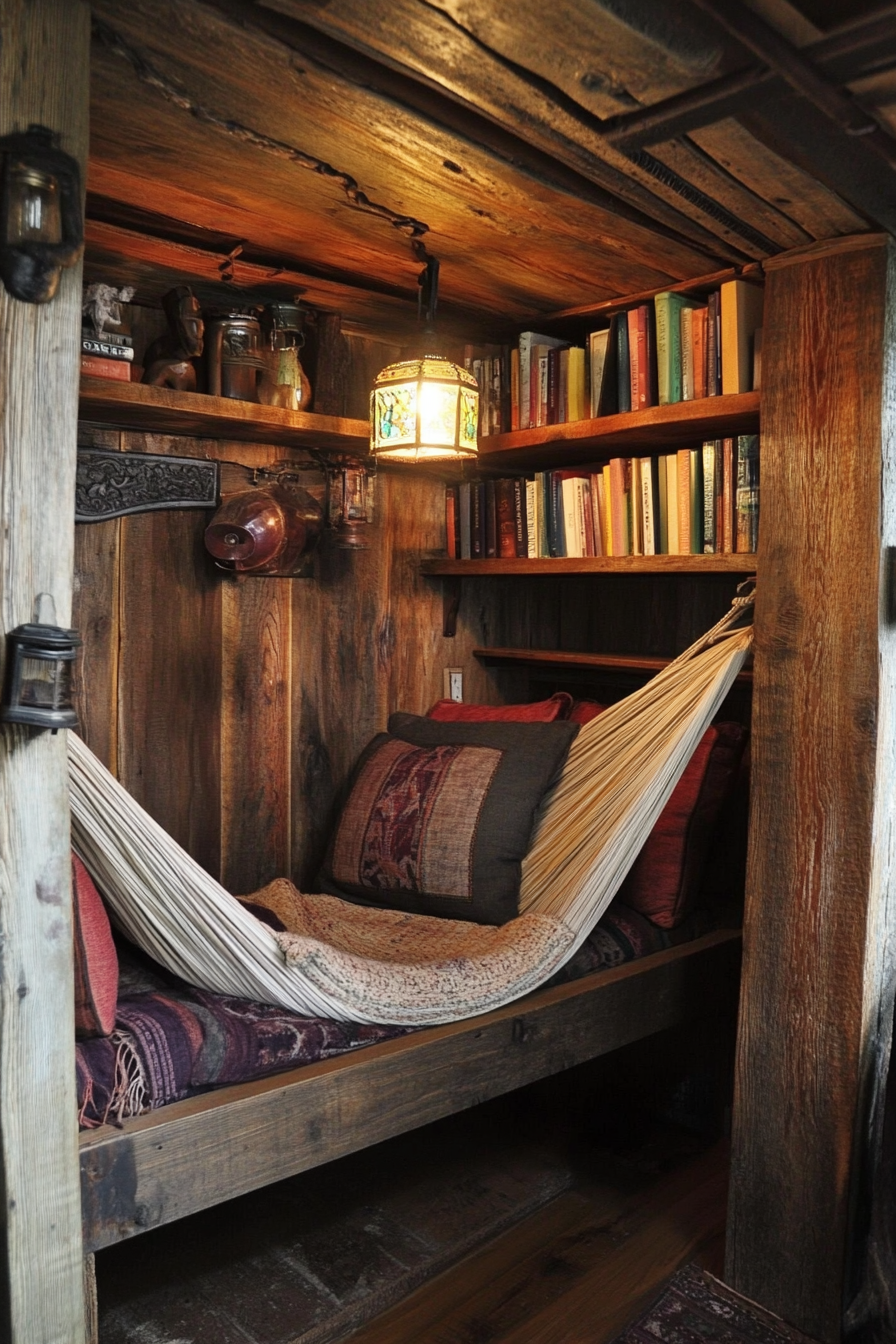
[614,1263,821,1343]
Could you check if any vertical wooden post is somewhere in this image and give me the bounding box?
[0,3,90,1341]
[726,236,896,1343]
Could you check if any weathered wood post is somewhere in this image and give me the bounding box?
[726,235,896,1343]
[0,2,91,1340]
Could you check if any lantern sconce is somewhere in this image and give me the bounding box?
[0,124,84,304]
[324,455,375,549]
[370,259,479,465]
[0,594,81,733]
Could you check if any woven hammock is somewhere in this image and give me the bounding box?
[68,595,753,1025]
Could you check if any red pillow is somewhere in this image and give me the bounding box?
[72,853,118,1038]
[618,722,748,927]
[427,692,573,722]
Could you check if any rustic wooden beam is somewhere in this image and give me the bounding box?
[0,3,90,1341]
[725,234,896,1343]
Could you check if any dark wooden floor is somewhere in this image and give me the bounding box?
[95,1040,730,1344]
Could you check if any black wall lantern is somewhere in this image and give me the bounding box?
[0,596,80,732]
[0,124,84,304]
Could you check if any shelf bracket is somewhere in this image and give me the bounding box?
[442,576,462,638]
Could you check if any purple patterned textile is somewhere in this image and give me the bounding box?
[76,901,724,1129]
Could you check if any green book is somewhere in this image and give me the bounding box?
[654,292,698,406]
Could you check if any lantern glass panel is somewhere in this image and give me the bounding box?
[418,379,459,448]
[19,654,69,708]
[6,162,62,245]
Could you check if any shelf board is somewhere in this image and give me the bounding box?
[79,378,370,452]
[474,646,753,684]
[422,554,757,575]
[477,391,760,470]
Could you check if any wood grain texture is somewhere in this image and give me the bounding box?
[0,4,90,1341]
[477,392,760,469]
[423,555,758,575]
[725,238,896,1342]
[221,572,292,893]
[79,930,741,1252]
[116,433,223,876]
[79,377,369,452]
[474,646,754,683]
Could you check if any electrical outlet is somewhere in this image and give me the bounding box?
[443,667,463,702]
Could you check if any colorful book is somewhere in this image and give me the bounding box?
[657,456,670,555]
[736,434,760,553]
[594,472,607,556]
[638,457,659,556]
[588,329,611,417]
[616,316,631,414]
[681,307,695,401]
[721,438,735,553]
[560,474,586,558]
[609,458,630,556]
[485,479,497,557]
[567,347,586,422]
[459,482,472,559]
[666,453,680,555]
[471,482,484,559]
[706,291,721,397]
[510,347,520,431]
[518,332,567,429]
[446,485,458,559]
[721,280,765,395]
[692,308,707,401]
[81,353,131,381]
[495,479,516,559]
[689,449,703,554]
[81,337,134,362]
[513,477,528,557]
[654,291,697,405]
[702,440,721,554]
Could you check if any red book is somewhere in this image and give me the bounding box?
[445,485,458,559]
[721,437,735,552]
[627,309,640,412]
[81,353,130,381]
[495,479,517,558]
[693,307,707,401]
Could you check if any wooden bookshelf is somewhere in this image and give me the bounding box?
[476,391,760,470]
[474,646,754,684]
[422,555,758,576]
[79,378,370,452]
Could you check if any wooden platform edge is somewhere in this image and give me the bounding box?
[79,929,741,1253]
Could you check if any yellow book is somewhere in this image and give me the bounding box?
[567,347,586,422]
[721,279,764,395]
[603,464,613,557]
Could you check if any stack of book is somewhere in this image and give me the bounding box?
[463,344,511,436]
[512,335,586,430]
[81,328,135,382]
[445,435,759,560]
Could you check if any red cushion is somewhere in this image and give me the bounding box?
[72,854,118,1038]
[568,698,606,724]
[618,721,748,927]
[427,692,573,722]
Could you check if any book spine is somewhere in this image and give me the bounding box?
[83,330,133,348]
[689,448,703,554]
[594,473,606,556]
[629,458,641,555]
[588,333,607,418]
[603,465,614,557]
[526,479,538,558]
[693,308,706,401]
[616,316,631,413]
[537,471,551,558]
[657,455,669,555]
[681,307,694,401]
[567,347,585,422]
[471,482,484,559]
[485,479,497,557]
[560,478,582,558]
[81,354,131,381]
[537,353,549,428]
[654,294,672,405]
[666,454,680,555]
[510,347,520,431]
[627,309,640,412]
[445,485,458,559]
[702,440,720,554]
[548,346,562,425]
[706,292,720,396]
[495,479,516,559]
[721,437,735,553]
[519,335,531,430]
[736,434,760,553]
[677,448,691,554]
[581,478,595,557]
[459,482,472,559]
[513,477,528,557]
[81,337,135,361]
[550,472,566,557]
[609,458,628,556]
[640,457,656,555]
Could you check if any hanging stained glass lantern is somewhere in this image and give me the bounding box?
[370,355,479,463]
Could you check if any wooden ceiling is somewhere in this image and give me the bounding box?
[86,0,896,336]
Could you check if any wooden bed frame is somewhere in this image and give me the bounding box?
[79,928,741,1254]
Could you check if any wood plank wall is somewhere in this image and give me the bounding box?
[73,336,744,895]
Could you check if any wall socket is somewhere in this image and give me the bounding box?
[443,667,463,702]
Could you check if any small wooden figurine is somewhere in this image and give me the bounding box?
[142,286,204,391]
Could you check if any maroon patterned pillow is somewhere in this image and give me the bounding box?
[427,693,573,722]
[320,714,579,925]
[72,853,119,1039]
